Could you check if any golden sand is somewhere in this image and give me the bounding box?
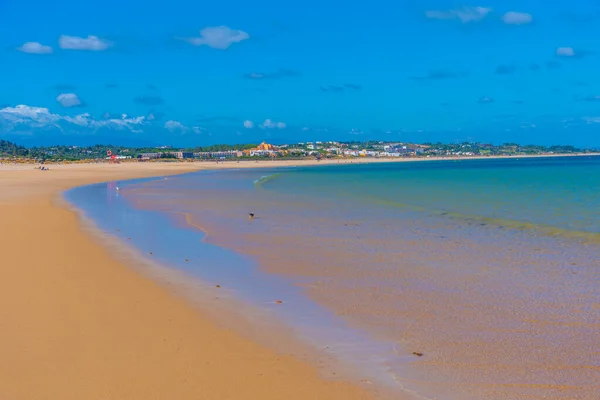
[0,162,379,400]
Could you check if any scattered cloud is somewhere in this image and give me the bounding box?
[583,117,600,124]
[162,121,207,135]
[133,95,164,106]
[477,96,495,104]
[425,7,492,23]
[344,83,362,90]
[410,71,465,80]
[192,126,209,135]
[164,120,187,132]
[177,26,249,49]
[495,65,516,74]
[555,47,592,59]
[259,119,286,129]
[0,105,146,134]
[243,68,301,80]
[243,120,255,129]
[59,35,111,51]
[502,12,533,25]
[56,93,83,108]
[556,47,576,57]
[17,42,52,54]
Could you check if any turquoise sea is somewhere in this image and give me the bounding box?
[65,156,600,400]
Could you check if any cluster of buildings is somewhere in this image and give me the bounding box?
[241,142,282,157]
[139,150,242,160]
[288,142,428,158]
[136,141,433,161]
[138,143,282,160]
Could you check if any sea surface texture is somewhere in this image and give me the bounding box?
[68,156,600,400]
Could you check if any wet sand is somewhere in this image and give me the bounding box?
[124,165,600,400]
[0,162,378,400]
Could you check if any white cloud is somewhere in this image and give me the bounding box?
[425,7,492,23]
[178,26,249,49]
[502,11,533,25]
[56,93,82,108]
[0,105,146,134]
[164,120,187,132]
[193,126,211,134]
[59,35,111,51]
[17,42,53,54]
[556,47,576,57]
[259,119,286,129]
[0,105,62,130]
[243,120,255,129]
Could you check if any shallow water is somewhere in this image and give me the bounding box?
[67,156,600,400]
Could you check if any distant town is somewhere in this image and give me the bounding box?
[0,139,595,163]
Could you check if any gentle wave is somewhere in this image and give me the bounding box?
[371,198,600,243]
[253,173,283,188]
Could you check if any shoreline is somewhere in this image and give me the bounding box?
[2,155,598,399]
[64,178,410,398]
[0,163,381,400]
[111,158,600,400]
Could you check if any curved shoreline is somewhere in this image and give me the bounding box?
[64,174,422,399]
[0,163,380,400]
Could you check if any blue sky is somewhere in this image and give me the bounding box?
[1,0,600,147]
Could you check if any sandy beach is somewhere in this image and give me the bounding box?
[109,156,600,400]
[0,161,379,400]
[2,155,598,399]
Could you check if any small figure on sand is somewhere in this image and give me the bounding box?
[248,212,255,221]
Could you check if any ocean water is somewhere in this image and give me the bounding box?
[65,156,600,400]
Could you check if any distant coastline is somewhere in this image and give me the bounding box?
[2,151,599,169]
[1,138,598,165]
